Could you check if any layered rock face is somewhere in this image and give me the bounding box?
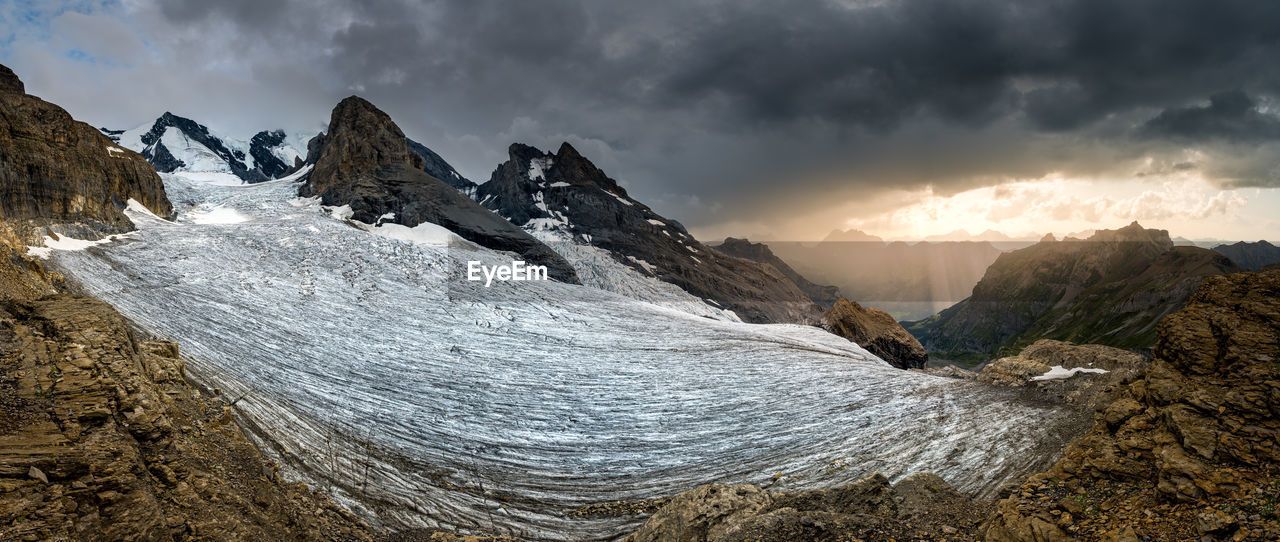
[0,64,172,242]
[715,237,841,307]
[908,222,1239,359]
[475,143,822,324]
[824,298,928,369]
[985,268,1280,541]
[0,296,376,541]
[301,96,578,283]
[629,473,989,542]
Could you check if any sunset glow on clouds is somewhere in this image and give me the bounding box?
[847,176,1267,241]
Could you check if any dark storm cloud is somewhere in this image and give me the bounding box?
[40,0,1280,230]
[1141,90,1280,142]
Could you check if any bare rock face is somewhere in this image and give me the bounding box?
[0,296,374,541]
[0,65,23,94]
[302,96,579,283]
[825,298,928,369]
[630,473,989,542]
[984,269,1280,541]
[0,64,172,243]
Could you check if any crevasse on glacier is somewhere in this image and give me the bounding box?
[47,173,1078,541]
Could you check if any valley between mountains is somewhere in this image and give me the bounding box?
[2,62,1278,542]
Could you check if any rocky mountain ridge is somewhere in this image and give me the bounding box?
[300,96,579,283]
[907,222,1239,360]
[713,237,841,307]
[474,142,822,324]
[102,113,308,184]
[1214,240,1280,270]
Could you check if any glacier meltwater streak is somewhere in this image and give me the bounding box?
[47,174,1080,540]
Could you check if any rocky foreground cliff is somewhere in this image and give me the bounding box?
[630,268,1280,541]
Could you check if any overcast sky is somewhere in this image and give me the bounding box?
[4,0,1280,241]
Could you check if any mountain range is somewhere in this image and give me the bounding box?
[472,141,823,324]
[1212,240,1280,270]
[906,222,1239,360]
[95,96,826,324]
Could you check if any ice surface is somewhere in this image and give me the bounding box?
[160,127,235,173]
[47,173,1083,540]
[1031,365,1109,381]
[189,206,250,225]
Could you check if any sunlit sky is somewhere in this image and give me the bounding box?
[694,175,1279,243]
[4,1,1280,243]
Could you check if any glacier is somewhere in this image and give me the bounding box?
[44,174,1082,540]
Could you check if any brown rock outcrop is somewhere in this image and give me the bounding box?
[0,296,374,541]
[0,64,172,243]
[629,473,989,542]
[984,269,1280,541]
[825,297,928,369]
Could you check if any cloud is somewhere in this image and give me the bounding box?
[7,0,1280,238]
[1141,90,1280,142]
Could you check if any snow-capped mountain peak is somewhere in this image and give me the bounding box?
[100,113,307,184]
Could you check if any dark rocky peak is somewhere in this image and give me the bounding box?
[302,95,578,283]
[477,142,822,324]
[553,142,627,195]
[0,64,22,94]
[249,129,293,179]
[137,112,267,183]
[406,137,476,195]
[322,96,422,172]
